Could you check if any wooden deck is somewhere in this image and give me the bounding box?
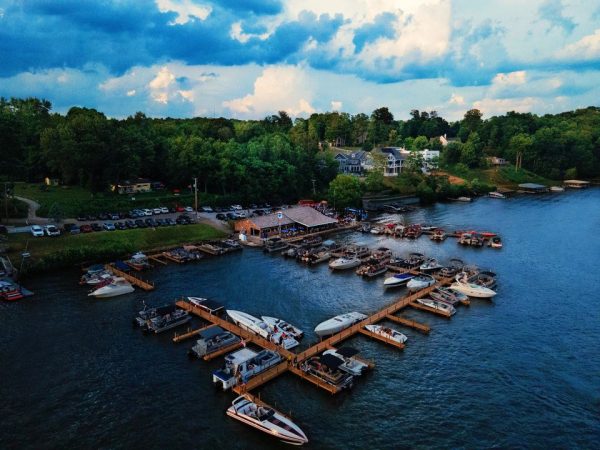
[105,264,155,291]
[385,315,431,334]
[172,324,217,343]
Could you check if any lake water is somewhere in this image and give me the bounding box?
[1,189,599,449]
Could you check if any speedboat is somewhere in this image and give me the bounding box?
[88,277,134,298]
[262,316,303,339]
[450,280,497,298]
[80,270,113,285]
[550,186,565,192]
[300,355,354,389]
[135,303,177,327]
[406,274,436,292]
[125,251,151,270]
[488,191,506,199]
[488,236,503,249]
[430,287,468,305]
[364,324,407,344]
[227,310,299,349]
[187,297,225,314]
[322,347,369,376]
[227,396,308,446]
[419,258,442,272]
[416,298,456,315]
[328,256,361,270]
[383,272,414,288]
[314,312,367,336]
[213,348,282,390]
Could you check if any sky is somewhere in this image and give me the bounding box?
[0,0,599,120]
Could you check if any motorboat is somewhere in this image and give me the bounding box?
[134,303,177,327]
[300,355,354,389]
[406,274,436,292]
[227,310,299,349]
[262,316,303,339]
[470,271,498,289]
[450,280,497,298]
[125,251,152,270]
[146,309,191,333]
[383,272,415,288]
[84,264,105,275]
[430,287,464,305]
[80,270,113,285]
[88,277,134,298]
[404,224,422,239]
[416,298,456,315]
[488,236,503,249]
[227,396,308,446]
[329,256,361,270]
[187,296,225,314]
[213,348,282,390]
[322,347,369,376]
[189,326,240,359]
[430,229,447,241]
[314,312,367,336]
[419,258,443,272]
[356,262,388,278]
[263,238,289,253]
[488,191,506,199]
[550,186,565,192]
[364,324,407,344]
[370,226,384,235]
[405,252,426,268]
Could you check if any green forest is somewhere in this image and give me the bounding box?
[1,98,599,205]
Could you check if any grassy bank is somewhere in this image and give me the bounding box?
[441,165,555,188]
[5,224,226,272]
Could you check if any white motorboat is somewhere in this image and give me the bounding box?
[227,396,308,446]
[383,272,414,288]
[450,280,497,298]
[419,258,443,272]
[328,257,361,270]
[322,347,369,376]
[314,312,367,336]
[262,316,303,339]
[81,271,113,285]
[213,348,282,390]
[416,298,456,315]
[550,186,565,192]
[488,191,506,199]
[430,287,468,305]
[88,277,134,298]
[227,310,299,349]
[364,324,407,344]
[406,274,436,292]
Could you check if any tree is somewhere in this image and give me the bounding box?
[404,151,424,173]
[48,202,65,224]
[460,132,484,168]
[328,174,362,210]
[564,167,577,179]
[364,171,385,193]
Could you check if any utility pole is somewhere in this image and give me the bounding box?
[193,177,198,220]
[3,182,8,224]
[311,179,316,196]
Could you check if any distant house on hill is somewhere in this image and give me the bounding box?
[380,147,405,177]
[113,178,152,194]
[438,134,460,147]
[335,151,373,174]
[487,156,508,166]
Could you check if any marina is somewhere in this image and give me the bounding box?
[2,190,600,449]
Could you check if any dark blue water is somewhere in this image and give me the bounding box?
[2,190,600,449]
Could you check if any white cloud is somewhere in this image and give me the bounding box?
[492,70,527,86]
[149,66,175,90]
[126,89,136,96]
[331,100,343,110]
[449,93,465,105]
[223,66,316,117]
[229,21,270,43]
[177,89,194,101]
[472,97,541,116]
[557,28,600,59]
[155,0,211,25]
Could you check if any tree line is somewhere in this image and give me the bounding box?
[1,97,599,204]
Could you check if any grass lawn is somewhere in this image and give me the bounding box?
[1,198,29,219]
[14,182,195,217]
[442,165,555,188]
[5,223,225,272]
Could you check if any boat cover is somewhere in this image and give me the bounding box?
[319,353,344,369]
[201,299,224,312]
[336,347,359,358]
[114,261,131,272]
[200,326,226,339]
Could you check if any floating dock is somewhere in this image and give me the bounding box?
[105,264,155,291]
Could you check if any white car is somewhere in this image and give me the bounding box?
[201,206,213,213]
[44,224,61,236]
[160,206,169,214]
[231,204,243,210]
[31,225,44,237]
[153,208,162,215]
[236,211,248,218]
[184,206,194,212]
[142,209,153,216]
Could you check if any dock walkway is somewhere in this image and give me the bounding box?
[106,264,154,291]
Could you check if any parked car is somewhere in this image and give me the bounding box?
[98,213,110,220]
[152,208,161,215]
[86,215,97,221]
[91,223,102,232]
[63,223,80,235]
[142,209,153,216]
[216,213,226,221]
[175,205,185,212]
[160,206,169,214]
[30,225,44,237]
[145,218,157,227]
[80,224,93,233]
[77,215,87,222]
[109,213,120,220]
[166,218,177,226]
[201,206,213,212]
[226,212,236,220]
[134,219,147,228]
[44,224,61,236]
[253,210,264,216]
[155,218,166,226]
[115,222,127,230]
[236,211,248,218]
[103,222,116,231]
[125,220,137,229]
[184,206,194,212]
[231,204,243,210]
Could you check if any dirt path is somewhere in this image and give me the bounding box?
[14,195,46,224]
[432,171,466,185]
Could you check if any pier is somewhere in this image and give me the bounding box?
[105,264,155,291]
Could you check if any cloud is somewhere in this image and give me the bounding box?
[449,93,465,105]
[331,100,343,111]
[492,71,527,85]
[155,0,212,24]
[223,66,316,117]
[557,29,600,60]
[352,12,397,53]
[472,97,542,116]
[538,0,576,34]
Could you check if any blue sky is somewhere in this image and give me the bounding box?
[0,0,599,120]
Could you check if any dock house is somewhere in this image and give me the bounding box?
[518,183,548,194]
[563,180,590,189]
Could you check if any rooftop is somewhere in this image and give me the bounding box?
[519,183,547,190]
[283,206,338,228]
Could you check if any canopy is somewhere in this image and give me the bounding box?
[335,347,359,358]
[319,353,344,369]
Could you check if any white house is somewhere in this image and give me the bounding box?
[335,151,373,175]
[380,147,405,177]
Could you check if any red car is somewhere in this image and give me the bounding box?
[80,224,93,233]
[175,205,185,212]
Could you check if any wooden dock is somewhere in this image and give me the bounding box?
[172,324,217,343]
[204,341,244,361]
[409,301,452,318]
[385,315,431,334]
[358,327,405,349]
[148,254,168,265]
[105,264,155,291]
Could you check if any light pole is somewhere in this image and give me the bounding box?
[193,177,198,220]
